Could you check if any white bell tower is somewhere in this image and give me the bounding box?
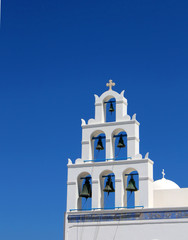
[65,81,154,240]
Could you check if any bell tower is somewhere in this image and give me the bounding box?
[65,81,154,240]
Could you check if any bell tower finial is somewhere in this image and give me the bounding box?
[106,79,115,90]
[162,169,165,179]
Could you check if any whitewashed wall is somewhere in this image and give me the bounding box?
[154,188,188,208]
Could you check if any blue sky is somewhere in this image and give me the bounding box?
[1,0,188,239]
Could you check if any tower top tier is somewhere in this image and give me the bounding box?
[82,80,130,126]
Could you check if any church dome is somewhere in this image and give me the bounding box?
[153,170,180,190]
[153,177,180,190]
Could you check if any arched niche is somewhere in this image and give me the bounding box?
[103,96,116,122]
[99,170,115,209]
[94,89,127,123]
[77,172,92,210]
[91,130,106,161]
[123,168,139,208]
[112,128,127,160]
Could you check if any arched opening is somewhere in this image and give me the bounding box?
[123,169,139,208]
[104,97,116,122]
[100,170,115,209]
[77,172,92,210]
[112,129,127,160]
[91,131,106,161]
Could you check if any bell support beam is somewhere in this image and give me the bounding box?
[102,174,115,178]
[92,136,106,140]
[113,134,127,138]
[80,176,91,179]
[104,100,116,104]
[125,173,138,176]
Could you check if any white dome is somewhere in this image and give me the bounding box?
[153,177,180,190]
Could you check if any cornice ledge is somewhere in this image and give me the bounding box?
[67,158,154,168]
[82,120,140,129]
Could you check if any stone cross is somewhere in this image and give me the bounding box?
[162,169,165,179]
[106,79,115,90]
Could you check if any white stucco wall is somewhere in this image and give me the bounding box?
[154,188,188,208]
[66,220,188,240]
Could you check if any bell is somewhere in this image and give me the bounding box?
[79,178,92,199]
[109,101,114,113]
[103,176,115,195]
[126,175,138,193]
[117,134,126,148]
[96,136,104,151]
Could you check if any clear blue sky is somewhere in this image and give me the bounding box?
[1,0,188,239]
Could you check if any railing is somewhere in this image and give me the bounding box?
[70,206,144,212]
[84,157,132,163]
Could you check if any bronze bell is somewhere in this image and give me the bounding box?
[79,178,92,199]
[117,134,126,148]
[103,176,115,195]
[109,101,114,113]
[96,136,104,151]
[126,175,138,193]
